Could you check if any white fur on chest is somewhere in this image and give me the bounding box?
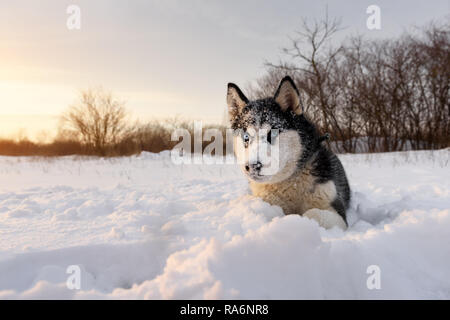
[249,168,337,216]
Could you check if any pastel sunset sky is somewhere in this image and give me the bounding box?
[0,0,448,140]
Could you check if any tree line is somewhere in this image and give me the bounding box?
[0,88,229,157]
[0,17,448,157]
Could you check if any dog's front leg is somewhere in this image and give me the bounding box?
[303,208,347,230]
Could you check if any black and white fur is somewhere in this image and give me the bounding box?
[227,76,351,229]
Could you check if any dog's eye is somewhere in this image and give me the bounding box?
[267,129,279,144]
[241,132,250,147]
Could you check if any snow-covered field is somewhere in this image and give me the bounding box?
[0,149,449,299]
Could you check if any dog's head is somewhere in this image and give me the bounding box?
[227,76,319,184]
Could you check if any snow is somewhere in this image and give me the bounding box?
[0,149,449,299]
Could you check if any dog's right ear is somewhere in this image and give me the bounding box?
[274,76,302,114]
[227,83,248,120]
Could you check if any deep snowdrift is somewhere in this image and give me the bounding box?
[0,150,449,299]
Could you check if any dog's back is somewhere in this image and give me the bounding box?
[312,146,351,220]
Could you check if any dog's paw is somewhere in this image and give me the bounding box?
[303,208,347,230]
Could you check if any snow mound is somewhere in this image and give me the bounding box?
[0,149,449,299]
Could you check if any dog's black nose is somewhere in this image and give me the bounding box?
[247,162,262,172]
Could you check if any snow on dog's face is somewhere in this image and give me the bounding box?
[227,76,306,184]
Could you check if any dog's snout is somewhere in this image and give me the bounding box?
[247,161,262,172]
[253,161,262,170]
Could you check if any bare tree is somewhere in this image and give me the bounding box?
[264,10,360,152]
[60,88,130,155]
[249,12,449,153]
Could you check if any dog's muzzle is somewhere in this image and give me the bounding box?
[245,161,267,180]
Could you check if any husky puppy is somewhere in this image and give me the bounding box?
[227,76,350,229]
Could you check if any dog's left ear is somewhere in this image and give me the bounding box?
[274,76,302,114]
[227,83,249,120]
